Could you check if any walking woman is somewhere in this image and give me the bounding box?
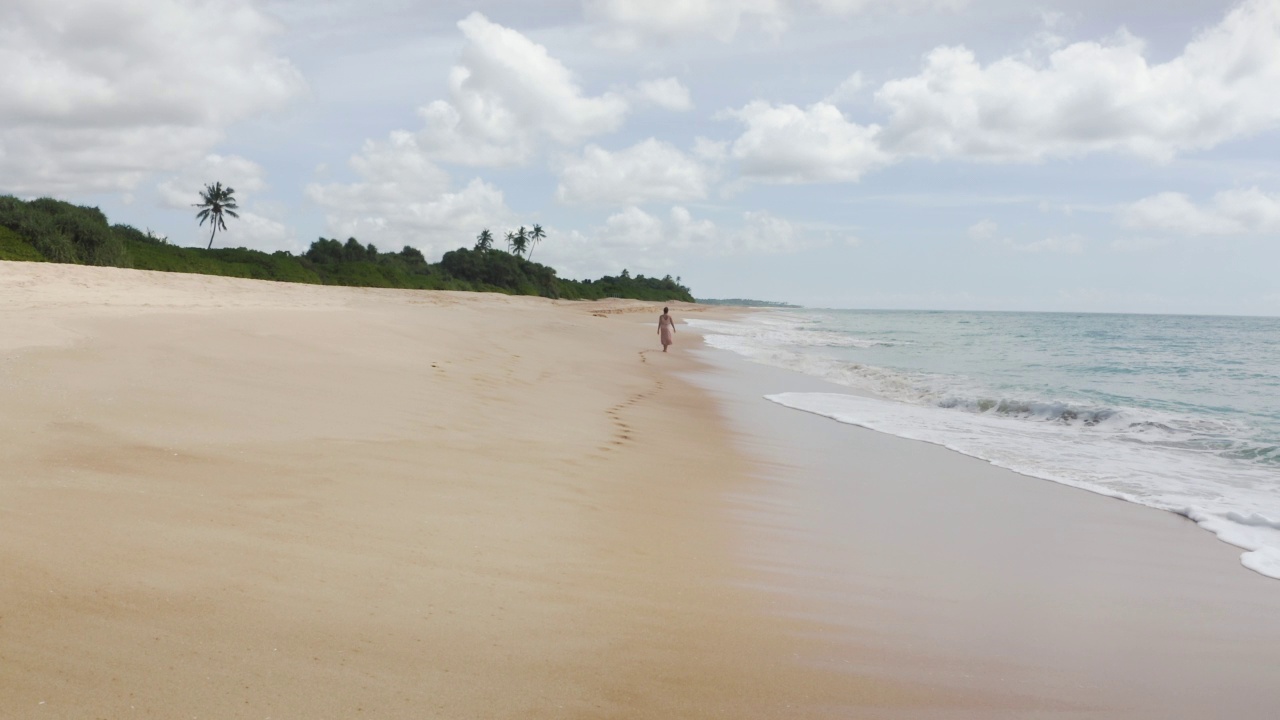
[658,307,676,352]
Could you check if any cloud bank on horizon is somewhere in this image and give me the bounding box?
[1,0,1278,314]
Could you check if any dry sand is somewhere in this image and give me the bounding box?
[1,262,973,719]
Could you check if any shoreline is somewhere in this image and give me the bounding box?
[686,337,1280,718]
[685,309,1280,585]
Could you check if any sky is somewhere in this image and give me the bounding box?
[3,0,1279,314]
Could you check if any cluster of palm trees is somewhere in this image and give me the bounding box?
[475,224,545,260]
[195,179,551,264]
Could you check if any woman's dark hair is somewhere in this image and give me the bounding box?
[663,307,669,313]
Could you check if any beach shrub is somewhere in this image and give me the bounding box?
[344,238,371,262]
[59,206,128,266]
[0,196,74,261]
[0,226,45,262]
[439,247,560,297]
[399,245,427,266]
[304,237,345,265]
[116,227,323,284]
[300,237,469,289]
[0,195,128,265]
[561,272,694,302]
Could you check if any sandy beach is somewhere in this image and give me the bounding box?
[0,262,943,718]
[3,262,1278,718]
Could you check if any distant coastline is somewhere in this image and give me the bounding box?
[697,298,801,308]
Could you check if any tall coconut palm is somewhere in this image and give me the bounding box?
[193,182,239,250]
[505,230,517,254]
[528,223,545,261]
[512,226,529,257]
[475,228,494,252]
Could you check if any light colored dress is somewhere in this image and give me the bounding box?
[659,316,675,347]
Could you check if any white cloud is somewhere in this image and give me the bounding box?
[306,12,648,255]
[1109,236,1171,253]
[307,132,511,257]
[555,139,715,205]
[585,0,961,47]
[157,155,269,210]
[602,205,715,251]
[413,12,629,166]
[721,0,1280,186]
[823,72,865,106]
[1212,188,1280,233]
[1119,192,1238,236]
[969,219,1084,254]
[810,0,967,16]
[693,137,730,162]
[585,0,786,48]
[967,219,999,241]
[536,205,816,278]
[0,0,305,195]
[1119,188,1280,236]
[736,210,806,253]
[875,0,1280,162]
[223,212,297,253]
[723,101,890,183]
[590,205,811,256]
[1011,235,1085,254]
[632,77,694,112]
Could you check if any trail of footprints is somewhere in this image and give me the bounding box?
[599,351,664,452]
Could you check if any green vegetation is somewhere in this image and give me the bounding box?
[559,267,694,302]
[0,196,128,266]
[505,226,529,257]
[0,226,45,262]
[0,194,695,302]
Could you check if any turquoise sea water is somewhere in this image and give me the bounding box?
[687,310,1280,579]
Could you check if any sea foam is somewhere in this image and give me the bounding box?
[765,391,1280,580]
[689,311,1280,581]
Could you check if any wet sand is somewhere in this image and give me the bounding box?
[689,347,1280,719]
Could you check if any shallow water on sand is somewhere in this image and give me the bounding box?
[687,310,1280,579]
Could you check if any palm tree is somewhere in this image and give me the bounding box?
[528,224,545,261]
[475,228,494,252]
[505,230,516,254]
[512,226,529,257]
[193,182,239,250]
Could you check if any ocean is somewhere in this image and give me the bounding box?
[687,309,1280,580]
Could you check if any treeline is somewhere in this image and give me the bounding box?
[0,195,694,302]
